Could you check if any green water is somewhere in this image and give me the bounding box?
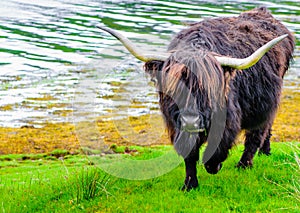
[0,0,299,127]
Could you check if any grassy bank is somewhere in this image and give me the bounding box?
[0,142,299,212]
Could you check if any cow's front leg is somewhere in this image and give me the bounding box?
[203,124,240,174]
[181,145,200,191]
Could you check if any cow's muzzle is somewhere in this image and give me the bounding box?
[180,112,206,135]
[204,163,223,174]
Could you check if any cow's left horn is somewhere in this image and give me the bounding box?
[97,26,169,62]
[215,34,288,69]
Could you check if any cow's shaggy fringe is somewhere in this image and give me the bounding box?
[161,50,226,108]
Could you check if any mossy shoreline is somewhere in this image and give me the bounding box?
[0,88,299,155]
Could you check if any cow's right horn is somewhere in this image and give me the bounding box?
[97,26,169,62]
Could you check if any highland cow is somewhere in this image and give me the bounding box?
[98,7,295,190]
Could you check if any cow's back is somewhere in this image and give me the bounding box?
[168,7,294,77]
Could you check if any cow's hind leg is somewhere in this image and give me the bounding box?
[237,127,269,168]
[258,129,272,156]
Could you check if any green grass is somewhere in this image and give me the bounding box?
[0,142,299,213]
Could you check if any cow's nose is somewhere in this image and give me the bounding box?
[205,163,223,174]
[180,113,205,132]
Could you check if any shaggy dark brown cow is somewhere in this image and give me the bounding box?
[98,7,295,190]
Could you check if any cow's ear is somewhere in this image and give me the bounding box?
[144,60,164,84]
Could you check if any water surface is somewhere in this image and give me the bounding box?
[0,0,299,127]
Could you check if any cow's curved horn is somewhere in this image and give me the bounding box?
[215,34,288,69]
[97,26,169,62]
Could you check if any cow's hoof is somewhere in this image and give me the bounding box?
[258,150,271,156]
[181,177,198,192]
[181,183,198,192]
[204,163,222,174]
[236,160,253,169]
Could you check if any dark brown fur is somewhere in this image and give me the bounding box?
[145,7,295,190]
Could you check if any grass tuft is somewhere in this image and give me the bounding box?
[70,167,112,204]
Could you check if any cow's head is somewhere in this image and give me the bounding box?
[98,26,287,161]
[146,49,226,158]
